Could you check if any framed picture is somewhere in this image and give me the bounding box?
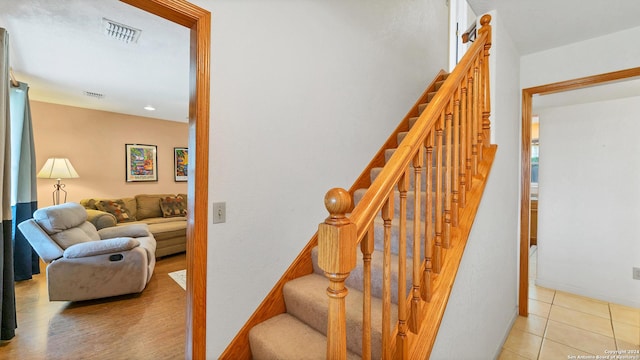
[174,147,188,182]
[125,144,158,182]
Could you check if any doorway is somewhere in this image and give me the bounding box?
[518,67,640,316]
[121,1,210,357]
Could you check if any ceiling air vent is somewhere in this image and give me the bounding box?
[102,18,141,44]
[83,91,105,99]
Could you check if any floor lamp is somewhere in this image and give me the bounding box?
[37,158,80,205]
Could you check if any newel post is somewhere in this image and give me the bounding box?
[478,14,492,146]
[318,188,357,360]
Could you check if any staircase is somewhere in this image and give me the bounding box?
[248,98,445,358]
[222,15,494,360]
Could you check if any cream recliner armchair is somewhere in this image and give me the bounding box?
[18,202,156,301]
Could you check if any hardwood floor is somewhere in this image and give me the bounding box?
[0,253,187,359]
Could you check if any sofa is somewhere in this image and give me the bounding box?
[80,194,187,258]
[18,202,156,301]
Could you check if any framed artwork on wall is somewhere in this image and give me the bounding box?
[174,147,188,182]
[125,144,158,182]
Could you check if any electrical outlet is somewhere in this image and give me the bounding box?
[213,202,226,224]
[634,267,640,280]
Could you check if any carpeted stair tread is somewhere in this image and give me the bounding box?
[284,273,397,359]
[249,312,360,360]
[311,247,415,305]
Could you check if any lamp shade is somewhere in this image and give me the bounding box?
[37,158,80,179]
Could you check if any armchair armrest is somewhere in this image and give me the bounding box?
[63,237,140,259]
[98,224,150,239]
[86,209,117,230]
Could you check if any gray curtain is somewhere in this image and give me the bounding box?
[0,27,17,341]
[11,80,39,281]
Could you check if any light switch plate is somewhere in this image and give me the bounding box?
[213,202,226,224]
[633,267,640,280]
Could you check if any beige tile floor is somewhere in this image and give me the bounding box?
[498,248,640,360]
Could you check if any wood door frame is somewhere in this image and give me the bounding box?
[519,67,640,316]
[120,0,210,358]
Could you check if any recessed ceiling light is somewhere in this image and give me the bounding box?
[144,105,156,111]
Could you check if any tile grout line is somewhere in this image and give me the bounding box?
[535,289,555,359]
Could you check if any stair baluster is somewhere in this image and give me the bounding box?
[361,224,374,360]
[475,58,484,162]
[444,103,453,248]
[452,87,461,226]
[471,65,480,173]
[465,72,474,190]
[396,172,409,357]
[459,83,468,208]
[433,114,444,273]
[409,148,424,332]
[479,15,492,146]
[381,196,394,360]
[421,132,434,302]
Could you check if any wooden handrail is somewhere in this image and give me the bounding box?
[319,14,493,359]
[461,22,477,44]
[349,20,489,244]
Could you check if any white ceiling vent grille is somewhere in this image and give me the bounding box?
[102,18,141,44]
[83,91,104,99]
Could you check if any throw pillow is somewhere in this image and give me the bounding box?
[160,196,187,218]
[96,199,135,223]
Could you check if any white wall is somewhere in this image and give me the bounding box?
[30,101,188,206]
[431,10,521,359]
[195,0,450,356]
[535,96,640,307]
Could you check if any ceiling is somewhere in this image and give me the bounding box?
[2,1,640,121]
[0,0,189,122]
[467,0,640,55]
